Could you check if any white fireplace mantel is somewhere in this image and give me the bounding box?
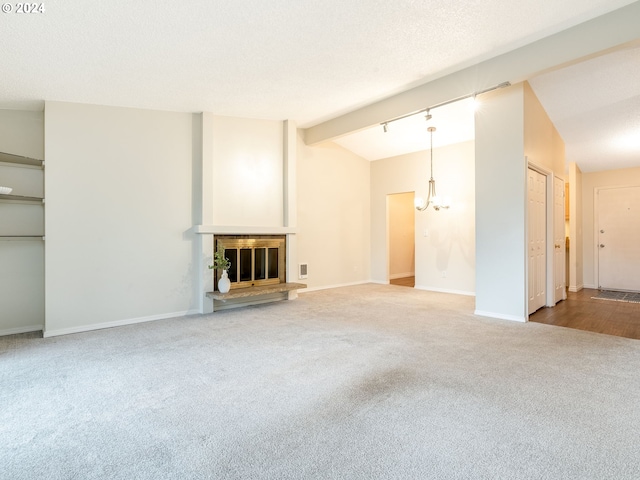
[193,225,297,235]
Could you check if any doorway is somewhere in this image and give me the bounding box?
[527,165,567,316]
[387,192,415,287]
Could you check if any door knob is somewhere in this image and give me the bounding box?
[555,244,561,249]
[600,244,605,248]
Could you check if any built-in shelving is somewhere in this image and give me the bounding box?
[0,151,44,239]
[0,113,46,337]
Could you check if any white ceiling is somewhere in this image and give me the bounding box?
[1,0,638,172]
[529,41,640,172]
[334,98,477,161]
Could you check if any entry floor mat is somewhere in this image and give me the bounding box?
[592,290,640,303]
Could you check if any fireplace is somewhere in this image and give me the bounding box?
[206,233,305,312]
[214,235,286,291]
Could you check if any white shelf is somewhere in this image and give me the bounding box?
[0,236,44,241]
[0,194,43,204]
[0,151,43,168]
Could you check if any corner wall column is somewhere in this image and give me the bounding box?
[284,120,298,298]
[196,112,215,314]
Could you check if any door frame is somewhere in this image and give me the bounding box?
[526,160,557,313]
[386,191,416,284]
[553,175,567,304]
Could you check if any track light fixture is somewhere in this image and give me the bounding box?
[379,81,510,132]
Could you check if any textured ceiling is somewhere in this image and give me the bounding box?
[1,0,638,172]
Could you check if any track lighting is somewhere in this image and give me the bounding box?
[380,81,510,130]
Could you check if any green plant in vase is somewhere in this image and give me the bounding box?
[209,249,231,272]
[209,249,232,293]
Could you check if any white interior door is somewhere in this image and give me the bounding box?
[528,168,546,314]
[598,186,640,292]
[554,177,566,303]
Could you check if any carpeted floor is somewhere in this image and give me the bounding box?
[2,284,639,479]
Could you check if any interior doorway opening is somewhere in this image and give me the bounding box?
[387,192,415,288]
[527,162,567,317]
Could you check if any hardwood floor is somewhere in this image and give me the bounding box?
[529,288,640,340]
[390,276,415,287]
[389,281,639,340]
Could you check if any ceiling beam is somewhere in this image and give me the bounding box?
[303,1,640,145]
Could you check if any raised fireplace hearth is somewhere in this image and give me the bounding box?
[207,234,306,311]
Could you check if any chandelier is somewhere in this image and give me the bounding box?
[414,125,449,211]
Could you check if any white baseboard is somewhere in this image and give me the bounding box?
[43,309,200,338]
[388,272,415,280]
[414,285,475,297]
[299,280,372,293]
[568,284,584,293]
[583,283,597,289]
[0,324,43,337]
[474,310,527,323]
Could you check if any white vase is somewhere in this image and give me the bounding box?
[218,270,231,293]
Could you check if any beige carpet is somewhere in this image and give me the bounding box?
[2,284,639,479]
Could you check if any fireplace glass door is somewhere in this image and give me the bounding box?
[215,236,285,290]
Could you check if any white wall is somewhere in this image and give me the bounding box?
[0,110,44,159]
[3,103,372,336]
[211,116,284,227]
[371,141,475,294]
[0,241,44,334]
[297,138,370,290]
[475,85,527,321]
[0,109,44,335]
[581,166,640,289]
[44,102,197,336]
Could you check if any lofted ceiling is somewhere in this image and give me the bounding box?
[335,40,640,172]
[1,0,638,172]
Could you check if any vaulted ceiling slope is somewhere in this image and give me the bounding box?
[1,0,638,172]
